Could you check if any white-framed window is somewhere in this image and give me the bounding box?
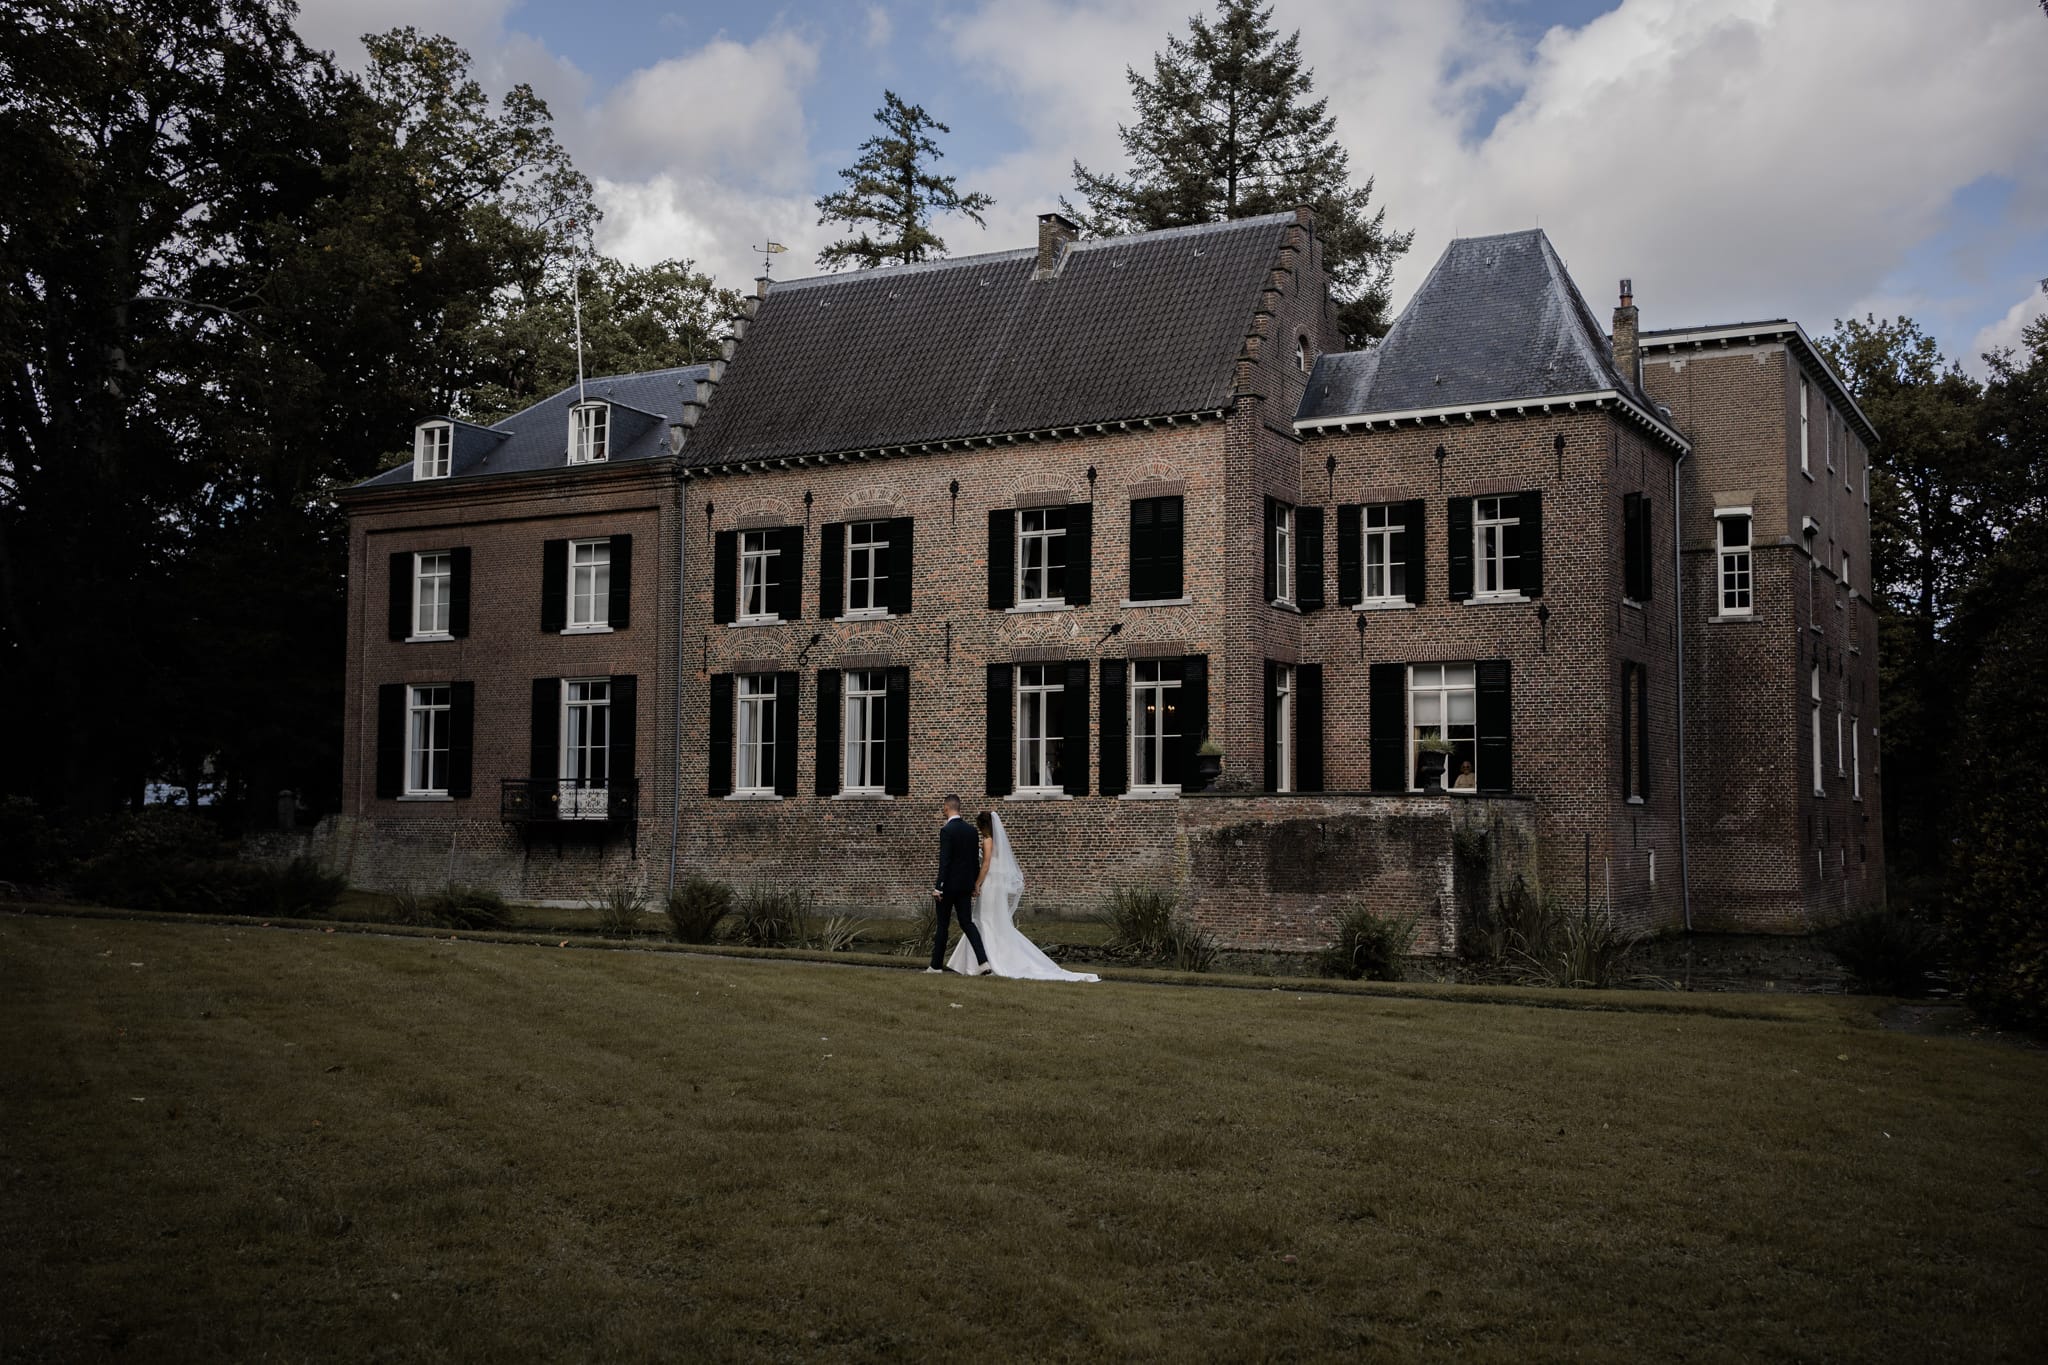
[414,422,452,480]
[1273,664,1295,793]
[560,678,611,817]
[1716,511,1753,616]
[405,684,451,796]
[1811,665,1824,796]
[1842,551,1853,598]
[413,551,452,637]
[845,520,888,616]
[1836,709,1845,776]
[1862,454,1869,505]
[1852,720,1862,801]
[1016,664,1064,792]
[567,538,611,629]
[739,531,779,622]
[843,669,887,794]
[569,402,609,464]
[1273,504,1295,605]
[1131,660,1182,791]
[1363,503,1407,603]
[1410,663,1478,791]
[1799,378,1810,474]
[1474,495,1521,599]
[1296,335,1312,374]
[1824,402,1833,472]
[735,674,778,795]
[1018,508,1067,606]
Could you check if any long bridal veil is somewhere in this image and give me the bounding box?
[984,811,1026,929]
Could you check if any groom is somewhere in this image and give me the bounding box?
[929,794,991,975]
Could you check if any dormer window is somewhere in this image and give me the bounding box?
[414,422,452,480]
[570,402,609,465]
[1296,335,1312,374]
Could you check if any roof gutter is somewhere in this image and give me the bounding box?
[1294,388,1690,452]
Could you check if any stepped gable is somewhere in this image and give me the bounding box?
[684,212,1300,469]
[1298,228,1642,425]
[356,364,711,486]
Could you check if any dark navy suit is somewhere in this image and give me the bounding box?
[933,816,989,971]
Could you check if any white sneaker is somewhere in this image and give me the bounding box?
[923,967,944,974]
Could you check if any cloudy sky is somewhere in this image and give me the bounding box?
[292,0,2048,372]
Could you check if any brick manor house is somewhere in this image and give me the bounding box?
[334,208,1883,946]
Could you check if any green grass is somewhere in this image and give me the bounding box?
[2,914,2044,1362]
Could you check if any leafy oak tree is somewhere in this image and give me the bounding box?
[1065,0,1410,345]
[814,91,992,270]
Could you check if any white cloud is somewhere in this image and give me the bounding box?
[865,5,894,50]
[595,32,820,191]
[944,0,2048,349]
[1970,284,2048,367]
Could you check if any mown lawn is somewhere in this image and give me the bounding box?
[2,914,2043,1363]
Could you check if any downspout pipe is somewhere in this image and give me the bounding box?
[1673,440,1693,932]
[666,468,689,899]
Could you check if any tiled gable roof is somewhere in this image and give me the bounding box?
[1297,229,1641,425]
[683,213,1298,469]
[354,364,710,488]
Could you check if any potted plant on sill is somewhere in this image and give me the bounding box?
[1193,736,1225,792]
[1416,734,1454,793]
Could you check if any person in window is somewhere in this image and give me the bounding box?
[1450,759,1477,792]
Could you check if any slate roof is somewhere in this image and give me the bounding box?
[354,365,710,488]
[1296,229,1645,426]
[682,213,1299,469]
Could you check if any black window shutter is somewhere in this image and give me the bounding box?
[1369,662,1407,792]
[1296,663,1324,793]
[712,530,738,625]
[707,674,733,797]
[1447,499,1473,601]
[815,669,841,797]
[1159,496,1184,600]
[609,674,637,795]
[773,527,804,621]
[1477,659,1513,793]
[1638,495,1653,601]
[1296,506,1325,610]
[1066,503,1093,606]
[447,681,474,799]
[530,678,559,785]
[988,509,1015,610]
[608,534,632,628]
[773,671,799,796]
[1402,500,1428,604]
[1263,661,1281,792]
[541,539,568,632]
[985,663,1013,796]
[1620,663,1635,799]
[1061,660,1090,795]
[819,522,844,619]
[449,548,472,638]
[375,683,405,798]
[1336,504,1363,606]
[1520,491,1544,598]
[388,553,411,641]
[1099,660,1129,797]
[1177,655,1208,792]
[885,667,910,796]
[1637,663,1651,799]
[886,518,914,615]
[1129,499,1155,603]
[1263,496,1279,603]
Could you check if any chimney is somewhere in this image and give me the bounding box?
[754,274,772,301]
[1035,212,1079,278]
[1613,278,1640,390]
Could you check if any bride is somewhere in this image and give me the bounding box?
[948,811,1099,982]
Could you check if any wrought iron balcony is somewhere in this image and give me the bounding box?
[501,778,640,856]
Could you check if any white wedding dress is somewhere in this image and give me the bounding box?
[948,813,1099,982]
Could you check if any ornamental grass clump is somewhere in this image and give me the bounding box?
[730,886,813,948]
[1826,907,1946,997]
[394,883,510,931]
[664,876,734,944]
[1319,905,1418,981]
[588,881,648,938]
[1101,888,1179,959]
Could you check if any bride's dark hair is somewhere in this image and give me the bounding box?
[975,811,994,838]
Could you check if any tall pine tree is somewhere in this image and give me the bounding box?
[1066,0,1410,344]
[815,91,992,270]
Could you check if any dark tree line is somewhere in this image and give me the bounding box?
[0,2,732,820]
[1822,312,2048,1024]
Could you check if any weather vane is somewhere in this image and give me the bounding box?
[753,240,789,279]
